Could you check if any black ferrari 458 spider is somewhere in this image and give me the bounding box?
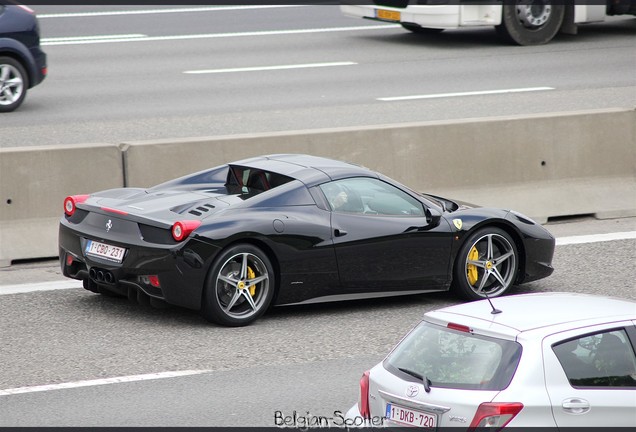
[59,154,555,326]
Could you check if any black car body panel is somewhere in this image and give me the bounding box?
[59,154,555,322]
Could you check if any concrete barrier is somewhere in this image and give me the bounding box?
[123,108,635,223]
[1,108,634,264]
[0,144,123,266]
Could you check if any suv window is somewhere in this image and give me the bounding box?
[384,321,522,391]
[553,329,636,388]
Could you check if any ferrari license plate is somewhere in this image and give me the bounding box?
[376,9,401,21]
[85,240,126,263]
[385,403,437,429]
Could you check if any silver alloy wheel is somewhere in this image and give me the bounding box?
[0,63,24,107]
[516,1,552,28]
[215,252,270,319]
[465,233,517,297]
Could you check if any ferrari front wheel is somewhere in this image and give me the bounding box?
[453,227,518,300]
[202,244,275,327]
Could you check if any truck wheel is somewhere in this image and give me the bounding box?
[0,57,29,113]
[401,23,444,34]
[497,1,565,45]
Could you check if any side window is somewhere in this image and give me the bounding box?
[319,178,424,216]
[553,329,636,388]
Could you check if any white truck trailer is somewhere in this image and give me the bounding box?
[340,1,636,45]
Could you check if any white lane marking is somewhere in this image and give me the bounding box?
[1,231,633,297]
[0,370,210,397]
[0,280,83,295]
[184,61,357,75]
[38,5,309,19]
[377,87,555,101]
[41,25,400,46]
[43,34,147,42]
[556,231,636,246]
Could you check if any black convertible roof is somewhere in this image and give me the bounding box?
[231,154,378,185]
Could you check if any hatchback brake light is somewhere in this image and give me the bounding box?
[468,402,523,430]
[358,370,370,419]
[64,195,89,216]
[447,322,472,333]
[171,220,201,241]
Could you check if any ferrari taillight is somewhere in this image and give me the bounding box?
[64,195,89,216]
[171,220,201,242]
[468,402,524,430]
[358,370,371,419]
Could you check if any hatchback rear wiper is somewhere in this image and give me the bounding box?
[398,367,432,393]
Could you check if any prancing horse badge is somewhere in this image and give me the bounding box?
[453,219,463,230]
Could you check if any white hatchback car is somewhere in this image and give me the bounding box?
[346,292,636,429]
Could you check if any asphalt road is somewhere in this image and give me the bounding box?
[1,5,634,148]
[1,5,635,427]
[0,217,634,426]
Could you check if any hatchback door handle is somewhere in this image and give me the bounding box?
[562,398,590,414]
[334,229,347,237]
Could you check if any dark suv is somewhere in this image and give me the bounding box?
[0,1,47,112]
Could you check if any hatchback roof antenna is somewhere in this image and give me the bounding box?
[483,292,502,315]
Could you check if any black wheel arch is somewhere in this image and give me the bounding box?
[0,41,35,87]
[199,236,281,307]
[449,220,527,286]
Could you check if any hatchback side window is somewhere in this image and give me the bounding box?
[553,329,636,388]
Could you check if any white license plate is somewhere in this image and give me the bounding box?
[85,240,126,263]
[385,403,437,428]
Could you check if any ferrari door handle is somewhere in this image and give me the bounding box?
[562,398,590,414]
[334,229,347,237]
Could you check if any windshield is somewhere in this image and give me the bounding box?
[384,321,522,391]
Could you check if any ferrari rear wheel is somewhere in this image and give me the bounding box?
[453,227,518,300]
[202,244,275,327]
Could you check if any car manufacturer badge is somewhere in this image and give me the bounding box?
[405,384,419,398]
[106,219,112,232]
[453,218,463,230]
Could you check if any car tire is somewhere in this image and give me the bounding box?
[0,56,29,113]
[201,244,275,327]
[496,1,565,46]
[401,23,444,34]
[452,227,518,300]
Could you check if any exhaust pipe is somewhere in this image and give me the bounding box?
[89,267,116,284]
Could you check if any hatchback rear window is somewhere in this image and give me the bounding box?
[384,321,522,391]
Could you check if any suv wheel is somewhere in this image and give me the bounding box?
[0,56,29,112]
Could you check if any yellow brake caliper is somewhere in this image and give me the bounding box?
[247,266,257,296]
[467,246,479,286]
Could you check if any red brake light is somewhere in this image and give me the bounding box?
[171,220,201,241]
[468,402,524,430]
[447,322,472,333]
[358,370,370,419]
[64,195,89,216]
[101,206,128,215]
